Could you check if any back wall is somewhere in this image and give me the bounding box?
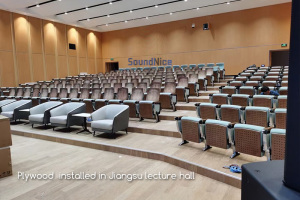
[101,3,291,75]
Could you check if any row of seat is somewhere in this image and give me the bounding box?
[228,80,287,87]
[175,117,285,160]
[219,86,287,95]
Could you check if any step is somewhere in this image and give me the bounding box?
[160,109,197,121]
[176,102,197,111]
[198,90,219,96]
[188,96,210,102]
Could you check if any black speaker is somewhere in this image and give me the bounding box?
[69,43,76,50]
[203,23,210,30]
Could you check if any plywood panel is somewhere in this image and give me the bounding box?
[78,28,86,58]
[0,51,15,87]
[88,58,95,74]
[87,32,96,58]
[57,56,68,78]
[56,22,67,56]
[96,58,102,73]
[79,57,87,74]
[0,10,13,51]
[29,17,43,54]
[43,21,56,55]
[13,14,29,53]
[68,56,78,76]
[95,32,102,59]
[67,26,78,57]
[31,54,45,82]
[45,54,57,80]
[16,53,31,84]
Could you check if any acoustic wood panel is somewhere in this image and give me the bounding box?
[13,14,29,53]
[68,56,78,76]
[0,51,15,87]
[57,56,68,78]
[43,21,56,55]
[0,10,13,51]
[79,57,87,74]
[16,53,31,84]
[56,22,67,56]
[28,17,43,54]
[87,32,96,59]
[45,54,57,80]
[78,28,86,58]
[88,58,96,74]
[67,26,78,57]
[31,54,45,82]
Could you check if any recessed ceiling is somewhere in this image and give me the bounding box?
[0,0,291,32]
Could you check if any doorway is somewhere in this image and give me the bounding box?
[105,62,119,72]
[269,49,289,66]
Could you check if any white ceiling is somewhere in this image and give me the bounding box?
[0,0,291,32]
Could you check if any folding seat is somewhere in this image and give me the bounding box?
[56,83,63,92]
[142,78,151,87]
[245,106,271,127]
[205,68,214,86]
[119,79,128,87]
[239,86,256,96]
[195,103,220,120]
[197,70,207,91]
[160,82,177,111]
[209,94,230,105]
[40,88,58,104]
[109,88,129,104]
[265,76,280,81]
[20,87,32,99]
[201,119,235,152]
[244,81,261,87]
[244,70,256,73]
[125,83,133,96]
[173,65,180,70]
[220,105,244,123]
[139,88,161,122]
[253,72,266,76]
[249,76,264,81]
[278,87,288,95]
[216,62,225,80]
[12,87,24,99]
[95,88,114,110]
[101,83,111,91]
[136,75,142,82]
[268,72,281,76]
[252,95,274,108]
[275,95,287,108]
[189,64,197,69]
[73,83,81,90]
[206,63,214,67]
[176,77,190,103]
[82,83,90,88]
[50,88,68,102]
[137,82,147,94]
[71,88,90,102]
[239,72,253,78]
[219,86,236,95]
[198,64,205,69]
[123,88,144,118]
[101,79,108,84]
[175,117,205,146]
[281,81,288,86]
[2,88,16,99]
[231,94,252,106]
[235,76,248,82]
[233,124,270,159]
[83,88,102,113]
[228,81,244,87]
[60,88,78,104]
[113,83,122,94]
[92,83,100,89]
[270,108,286,129]
[270,128,286,160]
[30,88,41,107]
[188,74,200,96]
[281,75,288,81]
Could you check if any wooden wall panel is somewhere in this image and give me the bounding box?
[101,3,291,75]
[13,14,29,53]
[16,53,31,83]
[56,23,67,56]
[57,56,68,78]
[43,21,56,55]
[0,10,13,51]
[88,59,96,74]
[78,28,87,58]
[29,17,43,54]
[45,55,57,80]
[79,57,87,73]
[0,52,15,86]
[67,26,78,57]
[87,32,96,58]
[68,56,78,76]
[31,54,45,82]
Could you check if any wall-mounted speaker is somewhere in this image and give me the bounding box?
[203,23,210,30]
[69,43,76,50]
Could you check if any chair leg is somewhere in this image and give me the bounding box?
[53,127,55,131]
[93,131,96,136]
[155,113,160,123]
[178,140,189,146]
[125,129,128,134]
[31,124,34,128]
[139,117,144,121]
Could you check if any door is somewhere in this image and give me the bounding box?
[270,50,289,66]
[105,62,119,72]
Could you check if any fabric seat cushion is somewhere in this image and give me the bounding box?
[50,116,68,124]
[29,114,44,122]
[91,120,114,130]
[1,111,14,118]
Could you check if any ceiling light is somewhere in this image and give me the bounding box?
[64,12,68,15]
[155,5,158,8]
[170,12,172,15]
[227,2,230,4]
[107,14,110,17]
[57,0,61,1]
[36,4,40,7]
[125,20,128,23]
[130,10,133,13]
[184,0,188,2]
[85,7,89,10]
[106,24,108,26]
[87,18,90,21]
[109,1,113,4]
[196,7,199,10]
[146,16,149,19]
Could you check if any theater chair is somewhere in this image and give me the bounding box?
[205,68,214,86]
[175,116,205,146]
[281,81,288,87]
[220,105,245,123]
[188,74,200,96]
[30,88,42,106]
[176,77,190,103]
[198,70,208,91]
[275,95,287,108]
[252,95,274,108]
[50,102,86,131]
[245,106,271,127]
[83,88,102,113]
[1,100,32,122]
[160,82,177,111]
[270,108,286,129]
[235,76,248,82]
[91,105,129,138]
[95,88,115,110]
[50,88,68,101]
[270,128,286,160]
[239,86,256,96]
[123,88,144,118]
[0,100,16,112]
[202,120,235,154]
[109,88,128,104]
[244,81,261,87]
[71,88,90,102]
[29,101,63,128]
[231,94,252,106]
[40,88,58,104]
[19,87,32,100]
[195,103,220,120]
[249,76,264,81]
[60,88,78,104]
[228,81,244,87]
[12,87,24,99]
[219,86,237,95]
[209,94,230,105]
[262,81,278,87]
[3,88,16,99]
[139,88,161,123]
[233,124,270,159]
[279,87,288,95]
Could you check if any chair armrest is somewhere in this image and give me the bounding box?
[91,107,106,121]
[174,116,183,121]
